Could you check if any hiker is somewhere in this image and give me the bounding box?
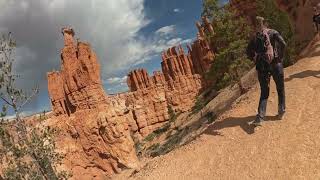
[313,4,320,33]
[246,16,287,126]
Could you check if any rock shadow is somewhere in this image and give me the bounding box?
[144,112,217,157]
[204,115,280,135]
[285,70,320,82]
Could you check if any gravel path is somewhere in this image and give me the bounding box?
[117,39,320,180]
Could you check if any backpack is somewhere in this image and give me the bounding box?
[255,29,274,64]
[314,14,320,24]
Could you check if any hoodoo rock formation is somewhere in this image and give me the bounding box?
[122,19,215,136]
[48,28,107,116]
[47,18,215,178]
[47,28,138,179]
[127,69,155,91]
[41,1,320,178]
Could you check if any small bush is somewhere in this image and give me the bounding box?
[144,132,157,142]
[144,105,182,142]
[191,96,205,114]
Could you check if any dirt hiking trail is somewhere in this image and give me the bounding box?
[116,36,320,180]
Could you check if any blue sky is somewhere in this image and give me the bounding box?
[0,0,227,116]
[104,0,203,94]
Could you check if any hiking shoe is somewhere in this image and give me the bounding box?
[250,120,263,126]
[277,111,285,120]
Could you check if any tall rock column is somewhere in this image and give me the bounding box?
[47,27,138,178]
[48,27,108,116]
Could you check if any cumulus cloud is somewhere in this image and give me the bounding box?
[105,75,129,94]
[106,76,128,84]
[0,0,192,111]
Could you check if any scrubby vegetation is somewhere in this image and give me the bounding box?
[202,0,253,90]
[191,95,213,114]
[38,110,48,121]
[135,105,182,157]
[0,33,70,180]
[143,106,180,143]
[202,0,298,90]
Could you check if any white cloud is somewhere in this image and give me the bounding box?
[0,0,191,79]
[166,38,192,47]
[181,38,193,44]
[106,76,127,84]
[106,81,129,94]
[167,38,182,46]
[3,111,34,120]
[0,0,194,110]
[173,8,182,13]
[155,25,176,36]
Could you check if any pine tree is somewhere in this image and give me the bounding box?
[202,0,254,90]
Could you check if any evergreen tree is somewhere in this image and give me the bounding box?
[203,0,253,90]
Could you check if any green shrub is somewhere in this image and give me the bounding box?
[203,0,254,90]
[191,96,206,114]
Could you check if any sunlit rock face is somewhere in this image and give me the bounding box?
[123,18,215,137]
[47,17,215,178]
[48,28,107,116]
[47,28,138,178]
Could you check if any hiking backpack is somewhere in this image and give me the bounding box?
[255,29,274,64]
[314,14,320,24]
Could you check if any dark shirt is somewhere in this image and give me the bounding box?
[246,28,287,62]
[313,14,320,23]
[312,14,320,23]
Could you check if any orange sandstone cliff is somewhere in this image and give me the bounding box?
[47,19,215,178]
[47,28,138,179]
[48,28,107,116]
[45,1,320,178]
[116,17,215,137]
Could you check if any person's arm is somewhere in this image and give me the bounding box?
[272,30,287,60]
[313,15,318,32]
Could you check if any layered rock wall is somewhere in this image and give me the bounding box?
[127,69,154,91]
[121,19,215,136]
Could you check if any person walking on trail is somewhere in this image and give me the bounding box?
[313,4,320,33]
[246,16,287,126]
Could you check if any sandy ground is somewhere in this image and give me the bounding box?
[115,45,320,179]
